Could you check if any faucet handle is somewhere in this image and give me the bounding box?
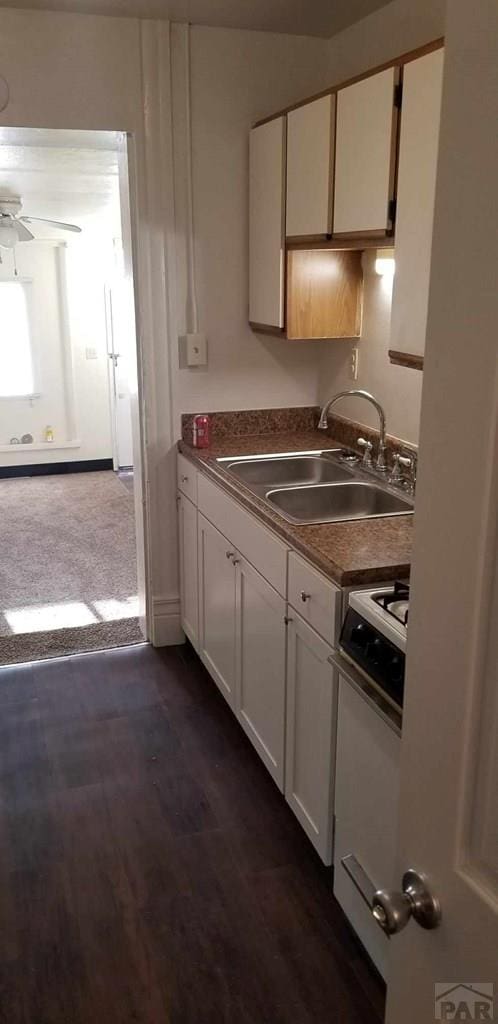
[357,437,373,468]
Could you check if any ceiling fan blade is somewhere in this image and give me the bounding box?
[15,220,35,242]
[20,216,82,233]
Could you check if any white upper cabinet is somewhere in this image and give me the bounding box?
[333,67,398,235]
[286,94,335,238]
[390,48,444,357]
[249,117,285,327]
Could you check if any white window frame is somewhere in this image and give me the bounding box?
[0,277,41,400]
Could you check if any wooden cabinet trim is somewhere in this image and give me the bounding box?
[252,38,444,129]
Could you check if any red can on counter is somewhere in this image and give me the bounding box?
[192,414,211,449]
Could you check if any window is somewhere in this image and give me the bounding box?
[0,281,35,397]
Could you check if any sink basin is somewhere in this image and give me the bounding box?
[220,454,350,491]
[266,482,414,524]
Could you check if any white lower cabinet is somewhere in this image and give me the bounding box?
[236,557,286,789]
[285,614,337,863]
[197,513,237,708]
[333,675,400,979]
[178,492,199,651]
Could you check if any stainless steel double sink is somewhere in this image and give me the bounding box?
[216,451,414,525]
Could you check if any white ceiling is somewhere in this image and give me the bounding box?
[0,129,121,231]
[0,0,392,39]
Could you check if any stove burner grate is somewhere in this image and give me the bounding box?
[374,580,410,627]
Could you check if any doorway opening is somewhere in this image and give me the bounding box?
[0,127,148,665]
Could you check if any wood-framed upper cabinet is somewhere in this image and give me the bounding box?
[249,116,286,329]
[333,66,399,237]
[390,47,444,361]
[286,94,335,240]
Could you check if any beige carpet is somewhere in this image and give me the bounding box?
[0,470,143,665]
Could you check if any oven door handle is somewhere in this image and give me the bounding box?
[340,854,377,910]
[328,651,401,736]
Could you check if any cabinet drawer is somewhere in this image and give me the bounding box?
[177,453,197,504]
[198,473,287,596]
[288,551,340,646]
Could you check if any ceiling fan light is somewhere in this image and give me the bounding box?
[0,222,18,248]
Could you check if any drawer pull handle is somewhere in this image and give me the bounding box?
[226,550,236,560]
[341,854,376,910]
[300,591,311,602]
[181,475,189,483]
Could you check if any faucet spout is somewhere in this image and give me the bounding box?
[318,389,387,472]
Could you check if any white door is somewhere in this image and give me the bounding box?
[333,66,398,235]
[105,281,134,469]
[286,94,335,238]
[235,556,286,788]
[197,513,236,708]
[390,47,444,358]
[178,492,198,651]
[285,615,337,863]
[249,117,285,327]
[385,2,498,1019]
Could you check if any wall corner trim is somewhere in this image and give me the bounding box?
[151,594,183,646]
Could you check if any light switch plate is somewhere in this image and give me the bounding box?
[85,347,98,360]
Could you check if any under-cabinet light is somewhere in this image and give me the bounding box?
[375,249,395,277]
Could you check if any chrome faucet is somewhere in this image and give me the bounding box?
[318,389,388,472]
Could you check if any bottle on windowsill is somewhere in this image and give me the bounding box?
[44,425,54,443]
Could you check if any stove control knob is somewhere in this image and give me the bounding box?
[366,638,384,665]
[351,624,369,648]
[388,655,403,682]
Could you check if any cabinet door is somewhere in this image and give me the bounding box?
[285,615,337,863]
[197,513,236,708]
[178,492,198,651]
[235,557,286,789]
[390,48,444,357]
[333,676,400,979]
[333,67,398,235]
[249,117,285,328]
[286,94,335,238]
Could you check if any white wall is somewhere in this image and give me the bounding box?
[316,0,446,444]
[170,23,332,428]
[317,253,424,444]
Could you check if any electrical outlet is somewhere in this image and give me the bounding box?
[85,347,98,360]
[350,346,359,381]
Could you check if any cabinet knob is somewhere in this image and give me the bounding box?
[226,550,236,560]
[181,475,189,483]
[232,558,240,566]
[300,591,311,602]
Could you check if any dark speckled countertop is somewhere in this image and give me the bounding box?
[178,428,413,587]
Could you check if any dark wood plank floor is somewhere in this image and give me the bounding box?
[0,642,385,1024]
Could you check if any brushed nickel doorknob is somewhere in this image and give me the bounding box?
[372,870,441,935]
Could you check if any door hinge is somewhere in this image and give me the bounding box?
[388,198,397,226]
[394,82,403,109]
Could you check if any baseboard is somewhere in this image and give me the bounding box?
[0,458,114,479]
[151,595,184,646]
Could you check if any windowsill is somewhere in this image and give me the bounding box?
[0,393,41,400]
[0,440,81,453]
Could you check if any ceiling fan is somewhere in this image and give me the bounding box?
[0,196,82,248]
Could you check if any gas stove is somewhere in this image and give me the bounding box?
[339,581,410,712]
